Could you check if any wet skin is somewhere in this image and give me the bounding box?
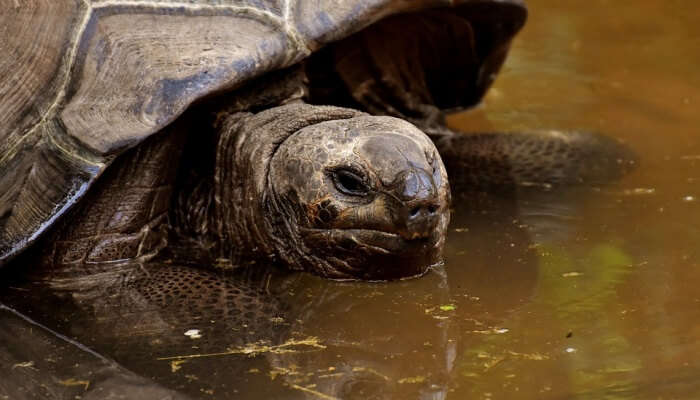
[265,115,450,279]
[36,103,450,281]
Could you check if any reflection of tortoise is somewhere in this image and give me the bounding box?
[0,0,629,280]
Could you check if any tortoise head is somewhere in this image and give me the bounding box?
[268,115,450,280]
[217,105,449,280]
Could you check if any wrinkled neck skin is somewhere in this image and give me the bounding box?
[211,104,363,273]
[180,104,328,271]
[178,103,450,280]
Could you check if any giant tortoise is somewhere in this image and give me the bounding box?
[0,0,630,280]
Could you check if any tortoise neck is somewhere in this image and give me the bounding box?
[183,104,366,271]
[171,108,281,268]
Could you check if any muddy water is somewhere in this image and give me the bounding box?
[445,1,700,398]
[2,1,700,399]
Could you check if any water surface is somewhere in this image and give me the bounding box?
[3,1,700,399]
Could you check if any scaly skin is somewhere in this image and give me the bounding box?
[174,103,451,280]
[36,98,451,281]
[33,61,634,282]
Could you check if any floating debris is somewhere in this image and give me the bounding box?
[58,378,90,391]
[682,195,696,202]
[562,272,583,278]
[520,181,553,190]
[351,366,390,381]
[11,361,35,370]
[170,359,186,373]
[184,329,202,339]
[472,327,510,335]
[158,337,326,361]
[269,365,301,380]
[506,350,548,360]
[623,188,655,196]
[317,372,345,379]
[424,304,457,319]
[398,375,427,384]
[565,347,577,354]
[290,384,339,400]
[472,350,549,372]
[478,353,506,371]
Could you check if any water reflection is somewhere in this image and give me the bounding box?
[1,187,551,399]
[3,0,700,398]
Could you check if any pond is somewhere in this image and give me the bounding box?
[2,0,699,399]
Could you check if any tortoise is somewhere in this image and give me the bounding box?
[0,0,630,280]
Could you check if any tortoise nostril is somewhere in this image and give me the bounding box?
[408,203,439,220]
[397,168,442,234]
[401,201,441,240]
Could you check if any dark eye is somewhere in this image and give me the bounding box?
[332,169,369,196]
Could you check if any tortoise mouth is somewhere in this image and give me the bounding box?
[300,227,444,281]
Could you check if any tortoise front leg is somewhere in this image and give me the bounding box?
[427,128,637,192]
[305,8,634,191]
[34,121,188,271]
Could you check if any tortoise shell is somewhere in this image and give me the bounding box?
[0,0,526,266]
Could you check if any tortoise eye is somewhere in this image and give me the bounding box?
[332,169,369,196]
